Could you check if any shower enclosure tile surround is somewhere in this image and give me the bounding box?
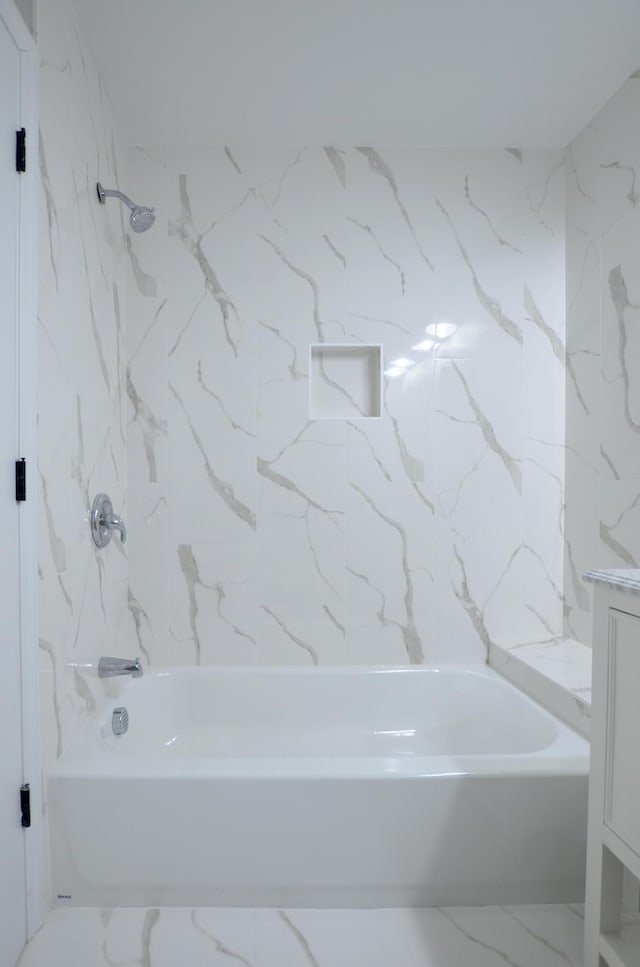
[564,70,640,644]
[37,0,129,767]
[34,0,572,749]
[126,146,566,667]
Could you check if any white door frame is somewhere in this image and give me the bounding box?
[0,0,43,940]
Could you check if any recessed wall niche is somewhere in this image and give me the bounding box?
[309,345,382,420]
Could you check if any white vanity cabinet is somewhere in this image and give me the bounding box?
[584,570,640,967]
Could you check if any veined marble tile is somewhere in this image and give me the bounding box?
[434,357,525,554]
[347,360,433,489]
[19,907,257,967]
[255,908,409,967]
[427,264,518,362]
[595,73,640,238]
[259,417,346,516]
[563,116,603,644]
[257,313,310,423]
[39,0,129,769]
[168,377,257,545]
[431,540,505,662]
[168,365,257,543]
[521,150,567,241]
[564,288,599,467]
[127,484,169,665]
[563,450,599,645]
[345,149,437,308]
[18,904,585,967]
[125,143,566,667]
[126,147,169,298]
[565,123,600,229]
[490,641,591,738]
[600,218,640,480]
[259,604,346,665]
[496,637,592,697]
[520,453,565,617]
[127,296,168,483]
[346,480,434,664]
[168,542,260,665]
[484,546,564,649]
[426,904,583,967]
[259,510,345,608]
[562,71,640,641]
[600,478,640,568]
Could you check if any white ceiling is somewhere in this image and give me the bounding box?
[75,0,640,148]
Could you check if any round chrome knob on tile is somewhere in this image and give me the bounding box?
[91,493,127,547]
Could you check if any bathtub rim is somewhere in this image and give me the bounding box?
[50,663,589,780]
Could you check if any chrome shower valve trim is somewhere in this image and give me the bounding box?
[91,493,127,547]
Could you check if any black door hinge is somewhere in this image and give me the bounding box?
[20,784,31,828]
[16,128,26,173]
[15,458,26,502]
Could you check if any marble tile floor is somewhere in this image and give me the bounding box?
[18,903,584,966]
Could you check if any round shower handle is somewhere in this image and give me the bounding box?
[91,493,127,547]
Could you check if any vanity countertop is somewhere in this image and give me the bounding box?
[584,569,640,596]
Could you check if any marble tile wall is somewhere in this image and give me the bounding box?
[564,70,640,645]
[37,0,128,765]
[126,147,566,666]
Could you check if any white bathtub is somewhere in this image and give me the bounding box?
[49,664,588,908]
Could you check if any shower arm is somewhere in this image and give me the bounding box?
[96,183,135,210]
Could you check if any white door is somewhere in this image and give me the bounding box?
[0,12,28,966]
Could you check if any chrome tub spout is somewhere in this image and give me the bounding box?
[98,657,143,679]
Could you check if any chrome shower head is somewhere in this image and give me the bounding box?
[96,182,155,233]
[129,205,155,233]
